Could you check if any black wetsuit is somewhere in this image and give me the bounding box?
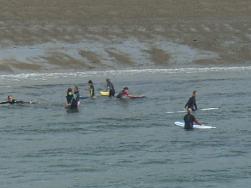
[107,81,115,97]
[89,84,95,97]
[66,94,78,109]
[185,96,197,111]
[66,94,74,104]
[184,114,196,129]
[116,91,124,98]
[0,100,27,104]
[74,91,80,102]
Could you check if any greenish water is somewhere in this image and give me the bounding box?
[0,67,251,188]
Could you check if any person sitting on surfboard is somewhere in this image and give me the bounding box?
[88,80,95,98]
[116,87,130,99]
[184,108,202,129]
[0,95,31,104]
[106,78,115,97]
[185,90,198,111]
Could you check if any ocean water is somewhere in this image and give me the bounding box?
[0,67,251,188]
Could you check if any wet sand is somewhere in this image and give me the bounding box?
[0,0,250,72]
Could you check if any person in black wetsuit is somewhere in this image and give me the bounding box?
[65,88,79,109]
[116,87,130,99]
[185,90,198,111]
[65,88,73,104]
[184,108,202,129]
[88,80,95,98]
[73,86,80,101]
[0,95,30,104]
[106,78,115,97]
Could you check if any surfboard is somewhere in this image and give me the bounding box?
[174,121,216,129]
[166,107,219,114]
[127,95,145,99]
[100,91,110,96]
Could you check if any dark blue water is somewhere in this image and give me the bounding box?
[0,67,251,188]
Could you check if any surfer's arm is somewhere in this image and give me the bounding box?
[194,119,202,125]
[184,98,191,108]
[0,101,9,104]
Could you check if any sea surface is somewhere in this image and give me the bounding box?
[0,67,251,188]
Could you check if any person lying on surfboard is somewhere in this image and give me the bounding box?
[185,90,198,111]
[116,87,130,99]
[0,95,32,105]
[183,108,202,129]
[116,87,145,99]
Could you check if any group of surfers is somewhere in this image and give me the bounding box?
[65,82,201,129]
[1,78,201,130]
[64,78,137,109]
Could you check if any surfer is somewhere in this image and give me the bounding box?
[0,95,31,104]
[73,85,80,101]
[116,87,130,99]
[185,90,198,111]
[183,108,202,129]
[106,78,115,97]
[65,88,79,109]
[88,80,95,98]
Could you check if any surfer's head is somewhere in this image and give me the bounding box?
[7,95,13,101]
[192,90,197,96]
[67,88,73,95]
[74,85,79,92]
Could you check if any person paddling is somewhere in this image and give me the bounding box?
[185,90,198,111]
[183,108,202,129]
[116,87,130,99]
[0,95,31,105]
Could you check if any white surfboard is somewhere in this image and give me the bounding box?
[166,107,219,114]
[200,107,219,111]
[174,121,216,129]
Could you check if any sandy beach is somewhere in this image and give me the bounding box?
[0,0,250,72]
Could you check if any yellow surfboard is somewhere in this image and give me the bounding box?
[100,91,110,96]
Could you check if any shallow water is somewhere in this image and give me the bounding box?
[0,67,251,188]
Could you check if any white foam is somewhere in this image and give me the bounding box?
[0,66,251,82]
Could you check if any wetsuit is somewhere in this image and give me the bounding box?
[116,90,129,98]
[184,114,196,129]
[107,81,115,97]
[89,84,95,97]
[0,100,27,104]
[66,94,74,104]
[74,90,80,102]
[185,96,197,111]
[66,93,79,109]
